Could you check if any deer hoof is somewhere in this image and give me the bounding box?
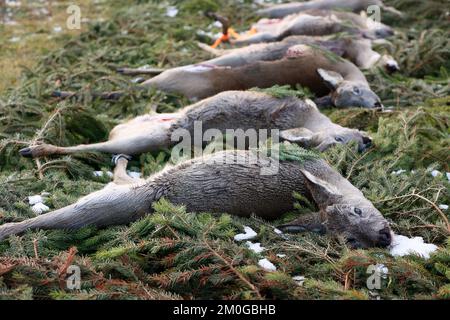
[19,144,56,158]
[112,154,132,165]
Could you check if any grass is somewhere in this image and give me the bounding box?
[0,0,449,300]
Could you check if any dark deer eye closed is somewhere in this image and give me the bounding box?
[354,207,362,215]
[352,87,361,95]
[335,136,344,142]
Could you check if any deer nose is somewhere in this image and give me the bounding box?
[386,62,400,73]
[376,28,394,38]
[377,227,392,247]
[358,136,373,152]
[362,136,372,146]
[373,101,384,110]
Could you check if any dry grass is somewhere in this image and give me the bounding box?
[0,0,108,92]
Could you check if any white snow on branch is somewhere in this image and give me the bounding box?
[246,241,265,254]
[28,195,44,205]
[166,6,178,17]
[389,234,438,259]
[234,226,257,241]
[273,228,283,234]
[93,171,113,178]
[430,170,441,177]
[31,203,50,214]
[127,171,141,179]
[258,258,276,271]
[292,275,305,286]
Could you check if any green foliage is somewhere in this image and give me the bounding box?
[250,85,314,99]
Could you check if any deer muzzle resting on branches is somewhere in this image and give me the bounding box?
[1,145,393,249]
[20,91,373,158]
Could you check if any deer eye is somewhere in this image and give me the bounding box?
[352,87,361,95]
[354,207,362,216]
[335,136,344,142]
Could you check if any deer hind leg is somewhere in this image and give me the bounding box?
[19,114,178,158]
[0,157,153,240]
[111,154,145,185]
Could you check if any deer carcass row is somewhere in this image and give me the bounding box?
[20,91,373,158]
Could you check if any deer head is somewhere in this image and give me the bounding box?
[278,169,392,248]
[317,68,382,109]
[280,127,372,152]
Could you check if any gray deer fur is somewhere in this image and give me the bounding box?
[232,9,394,46]
[20,91,372,158]
[256,0,402,19]
[199,35,399,73]
[138,43,382,108]
[1,146,393,248]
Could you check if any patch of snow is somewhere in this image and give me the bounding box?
[6,0,22,7]
[273,228,283,234]
[431,170,441,177]
[446,172,450,182]
[196,30,216,39]
[9,36,21,43]
[234,226,257,241]
[208,21,223,29]
[389,234,438,259]
[28,195,44,205]
[166,6,178,18]
[53,25,62,33]
[127,171,141,179]
[276,254,286,258]
[258,258,276,271]
[292,275,305,286]
[246,241,265,254]
[438,204,448,210]
[391,169,406,175]
[31,203,49,215]
[93,171,113,178]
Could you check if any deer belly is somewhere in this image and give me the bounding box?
[162,159,306,219]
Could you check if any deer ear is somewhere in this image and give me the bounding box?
[280,128,315,146]
[317,68,344,90]
[300,169,343,206]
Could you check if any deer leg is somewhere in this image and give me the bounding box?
[111,154,144,185]
[19,134,167,158]
[232,32,278,45]
[197,42,227,56]
[277,212,327,234]
[0,181,154,240]
[19,140,137,158]
[116,67,165,76]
